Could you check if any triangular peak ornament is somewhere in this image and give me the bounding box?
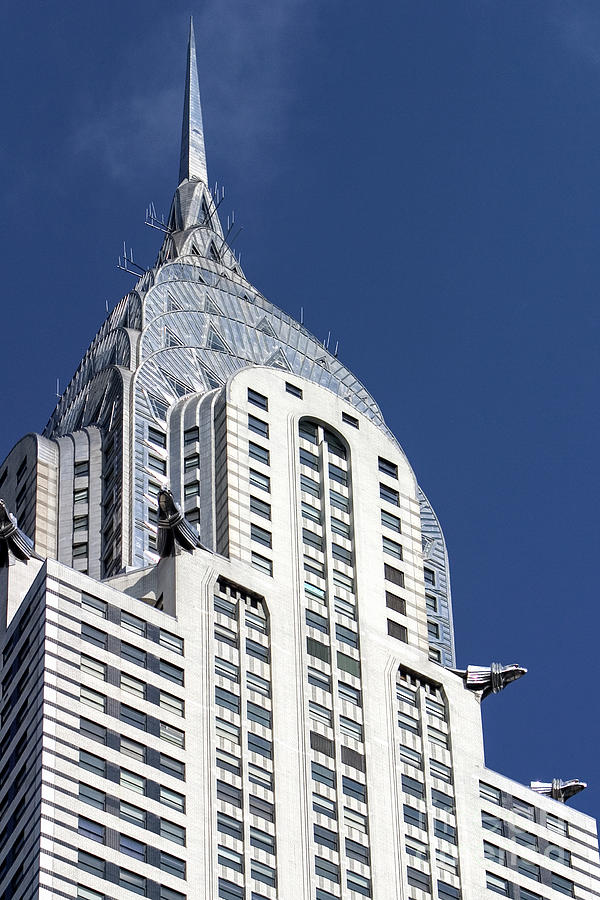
[199,364,223,391]
[256,316,278,338]
[204,294,223,316]
[207,325,232,354]
[264,347,292,371]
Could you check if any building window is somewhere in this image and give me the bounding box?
[399,744,421,767]
[401,775,424,799]
[337,651,360,677]
[248,388,268,411]
[120,736,146,762]
[82,594,107,618]
[119,868,147,896]
[427,620,440,640]
[78,816,105,843]
[424,567,435,586]
[248,733,272,759]
[158,753,185,781]
[159,629,184,655]
[148,427,167,448]
[517,857,541,881]
[330,488,349,512]
[426,593,437,612]
[120,769,146,795]
[379,483,399,506]
[121,642,147,667]
[251,552,273,576]
[346,871,371,896]
[120,705,147,731]
[249,442,270,465]
[335,623,358,649]
[218,879,244,900]
[342,775,366,803]
[160,660,184,685]
[551,874,574,897]
[79,783,106,810]
[328,463,347,486]
[485,872,509,896]
[249,468,270,492]
[434,820,456,844]
[514,827,538,850]
[81,655,107,681]
[79,750,106,778]
[546,813,568,836]
[384,564,404,587]
[383,536,403,560]
[77,886,104,900]
[160,691,185,717]
[342,412,359,428]
[481,811,504,835]
[248,414,269,438]
[512,797,535,820]
[160,786,185,812]
[432,789,454,813]
[251,523,272,548]
[120,801,146,827]
[438,882,461,900]
[78,851,105,879]
[286,381,302,398]
[82,623,107,649]
[160,851,186,879]
[249,795,274,821]
[250,496,271,520]
[430,759,452,783]
[80,686,106,713]
[120,834,146,862]
[387,619,407,643]
[121,611,146,636]
[121,672,146,699]
[406,868,431,893]
[548,844,571,866]
[252,860,276,886]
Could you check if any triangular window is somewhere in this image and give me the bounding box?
[201,197,212,226]
[160,370,194,399]
[191,244,201,255]
[205,294,222,316]
[257,316,277,338]
[265,348,292,371]
[200,365,223,390]
[209,241,221,262]
[147,392,169,422]
[166,292,182,311]
[165,328,184,348]
[207,326,229,353]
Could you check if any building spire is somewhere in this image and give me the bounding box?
[179,17,208,186]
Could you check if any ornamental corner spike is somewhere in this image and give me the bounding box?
[530,779,587,804]
[452,662,527,700]
[156,488,200,558]
[0,499,40,567]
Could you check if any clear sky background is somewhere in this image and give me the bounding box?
[1,2,598,821]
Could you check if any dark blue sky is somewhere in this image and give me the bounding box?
[1,2,598,820]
